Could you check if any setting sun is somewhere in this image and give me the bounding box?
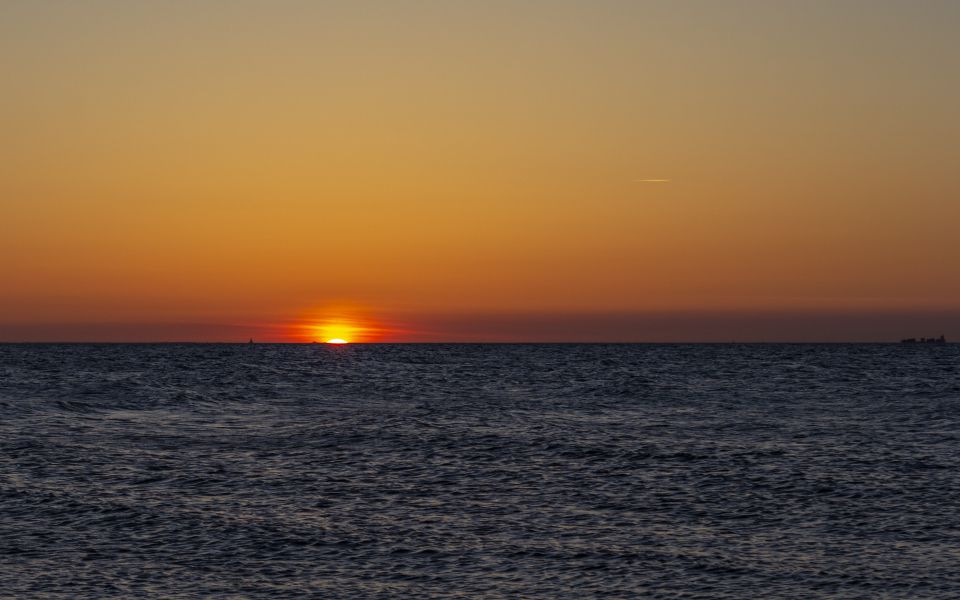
[294,307,386,343]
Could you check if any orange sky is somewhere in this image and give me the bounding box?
[2,1,959,342]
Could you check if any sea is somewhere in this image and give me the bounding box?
[1,343,959,598]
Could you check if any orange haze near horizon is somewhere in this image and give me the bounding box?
[2,1,959,342]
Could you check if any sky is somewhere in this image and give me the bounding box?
[2,0,959,342]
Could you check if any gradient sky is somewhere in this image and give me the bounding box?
[2,1,959,342]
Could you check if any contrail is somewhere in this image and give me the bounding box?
[634,179,671,183]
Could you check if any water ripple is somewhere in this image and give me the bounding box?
[1,343,959,597]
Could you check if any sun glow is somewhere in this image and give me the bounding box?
[296,306,385,344]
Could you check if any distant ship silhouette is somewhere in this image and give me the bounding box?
[900,335,946,344]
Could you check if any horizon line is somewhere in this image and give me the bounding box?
[0,340,948,345]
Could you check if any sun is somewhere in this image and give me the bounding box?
[296,306,384,344]
[311,322,359,344]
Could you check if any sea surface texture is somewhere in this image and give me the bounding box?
[1,344,959,598]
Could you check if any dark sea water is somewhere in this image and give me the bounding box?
[1,343,959,598]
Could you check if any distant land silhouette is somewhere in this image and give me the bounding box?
[900,335,947,344]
